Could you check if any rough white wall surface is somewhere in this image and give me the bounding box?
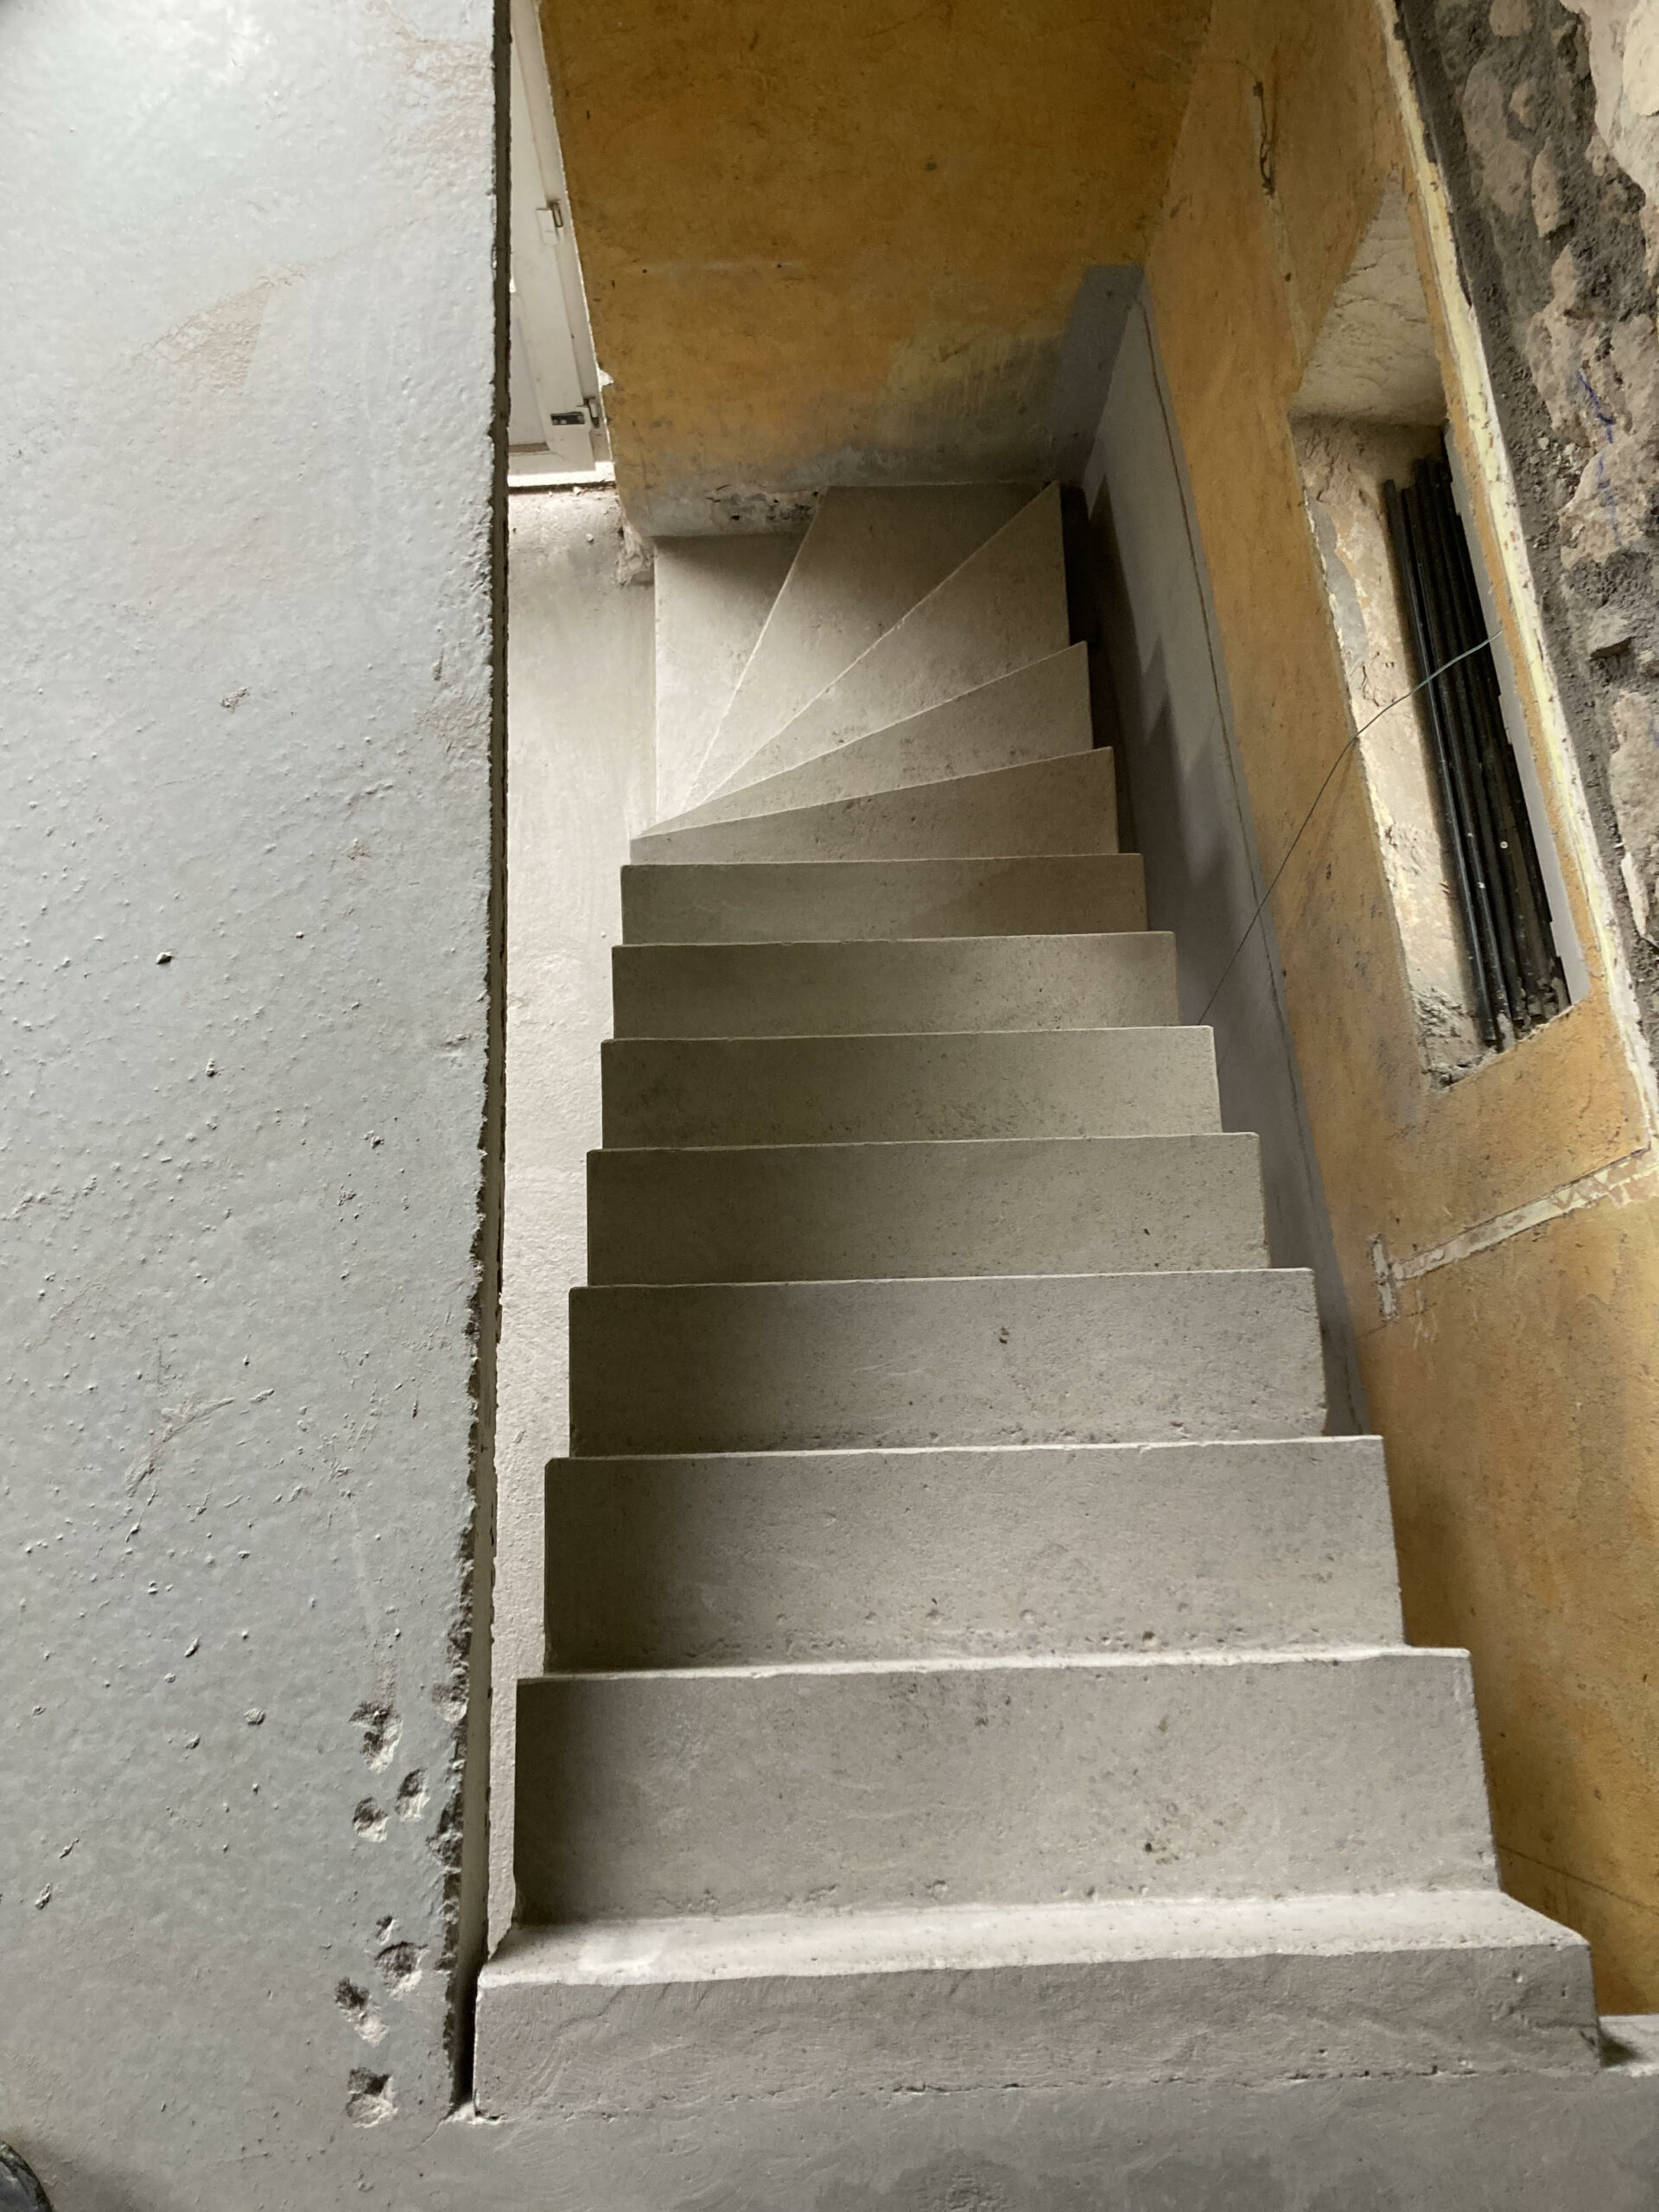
[0,1,502,2201]
[492,488,655,1940]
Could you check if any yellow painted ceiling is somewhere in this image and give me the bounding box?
[538,0,1217,526]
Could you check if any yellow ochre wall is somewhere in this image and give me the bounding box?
[1146,0,1659,2007]
[537,0,1212,526]
[540,0,1659,2005]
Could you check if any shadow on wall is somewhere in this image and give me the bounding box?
[631,267,1145,537]
[1084,284,1367,1434]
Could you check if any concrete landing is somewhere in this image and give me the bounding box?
[600,1027,1222,1146]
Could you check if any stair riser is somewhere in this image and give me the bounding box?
[568,1270,1325,1454]
[610,933,1178,1038]
[587,1135,1266,1283]
[632,749,1117,866]
[475,1923,1597,2114]
[544,1440,1401,1668]
[711,484,1069,798]
[513,1650,1492,1921]
[659,642,1091,831]
[601,1030,1221,1149]
[620,855,1147,943]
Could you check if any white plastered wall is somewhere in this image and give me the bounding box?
[492,488,656,1938]
[1,0,503,2196]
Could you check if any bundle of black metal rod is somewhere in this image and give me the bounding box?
[1382,447,1567,1047]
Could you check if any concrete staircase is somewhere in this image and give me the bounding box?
[476,482,1600,2121]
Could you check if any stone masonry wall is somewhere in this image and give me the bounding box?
[1401,0,1659,1041]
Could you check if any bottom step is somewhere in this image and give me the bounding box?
[475,1890,1597,2115]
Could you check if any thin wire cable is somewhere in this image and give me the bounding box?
[1197,639,1494,1025]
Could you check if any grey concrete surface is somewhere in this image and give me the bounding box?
[1088,292,1366,1432]
[0,0,502,2199]
[567,1269,1325,1452]
[266,2062,1659,2210]
[610,932,1179,1037]
[512,1649,1493,1920]
[692,484,1032,804]
[493,489,656,1938]
[478,1888,1594,2113]
[652,531,802,819]
[1399,0,1659,1051]
[601,1027,1220,1146]
[543,1439,1396,1665]
[712,486,1070,796]
[633,747,1119,865]
[511,448,1639,2196]
[620,853,1149,942]
[657,641,1091,830]
[9,9,1659,2203]
[586,1133,1266,1281]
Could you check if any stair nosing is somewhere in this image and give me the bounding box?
[484,1886,1580,1989]
[548,1434,1386,1463]
[526,1643,1462,1687]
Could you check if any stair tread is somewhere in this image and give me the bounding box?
[654,641,1091,834]
[543,1433,1400,1666]
[708,485,1069,801]
[610,931,1178,1037]
[569,1267,1324,1458]
[690,483,1034,806]
[620,854,1148,942]
[632,747,1116,867]
[587,1128,1266,1282]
